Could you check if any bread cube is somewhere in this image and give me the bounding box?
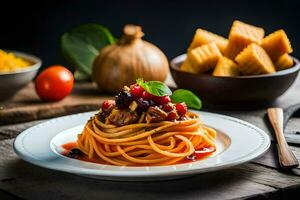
[261,30,293,61]
[213,57,240,77]
[275,54,294,71]
[180,59,197,73]
[225,20,264,59]
[189,28,228,54]
[235,43,275,75]
[188,43,222,73]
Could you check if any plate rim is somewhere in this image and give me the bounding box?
[13,111,270,178]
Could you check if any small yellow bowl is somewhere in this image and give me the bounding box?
[0,50,42,101]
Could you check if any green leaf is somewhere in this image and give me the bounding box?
[136,79,172,97]
[61,24,115,76]
[171,89,202,109]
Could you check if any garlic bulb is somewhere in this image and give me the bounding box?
[92,25,169,93]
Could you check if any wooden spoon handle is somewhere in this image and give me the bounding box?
[267,108,299,169]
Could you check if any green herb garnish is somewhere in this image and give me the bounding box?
[61,24,115,80]
[136,79,172,97]
[170,89,202,109]
[136,79,202,109]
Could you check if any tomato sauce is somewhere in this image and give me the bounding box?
[181,147,215,164]
[62,142,108,164]
[62,142,77,150]
[62,142,215,166]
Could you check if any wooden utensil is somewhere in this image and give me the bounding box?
[267,107,299,169]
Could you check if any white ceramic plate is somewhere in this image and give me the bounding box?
[14,111,270,181]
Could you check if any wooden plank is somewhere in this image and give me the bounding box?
[236,163,300,188]
[0,139,298,200]
[252,143,300,175]
[0,189,23,200]
[0,120,45,141]
[0,83,108,125]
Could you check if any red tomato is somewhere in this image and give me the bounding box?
[176,102,187,116]
[102,100,115,111]
[130,85,144,99]
[35,65,74,101]
[141,91,155,99]
[166,111,177,121]
[154,96,171,105]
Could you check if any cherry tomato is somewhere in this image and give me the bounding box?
[166,111,177,121]
[130,85,144,99]
[154,96,171,105]
[162,103,174,112]
[176,102,188,116]
[102,100,115,111]
[142,91,155,100]
[35,65,74,101]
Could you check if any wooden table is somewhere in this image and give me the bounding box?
[1,77,300,200]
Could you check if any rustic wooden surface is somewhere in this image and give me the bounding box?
[0,83,108,125]
[1,76,300,199]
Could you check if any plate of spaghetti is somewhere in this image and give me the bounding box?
[14,80,270,181]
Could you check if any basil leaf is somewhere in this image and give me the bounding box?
[171,89,202,109]
[137,79,172,96]
[61,24,115,77]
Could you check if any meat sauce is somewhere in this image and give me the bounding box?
[62,142,215,166]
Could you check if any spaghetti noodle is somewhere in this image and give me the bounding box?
[63,80,217,166]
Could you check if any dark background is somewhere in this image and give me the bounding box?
[1,0,299,70]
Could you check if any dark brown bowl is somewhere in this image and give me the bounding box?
[170,54,300,108]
